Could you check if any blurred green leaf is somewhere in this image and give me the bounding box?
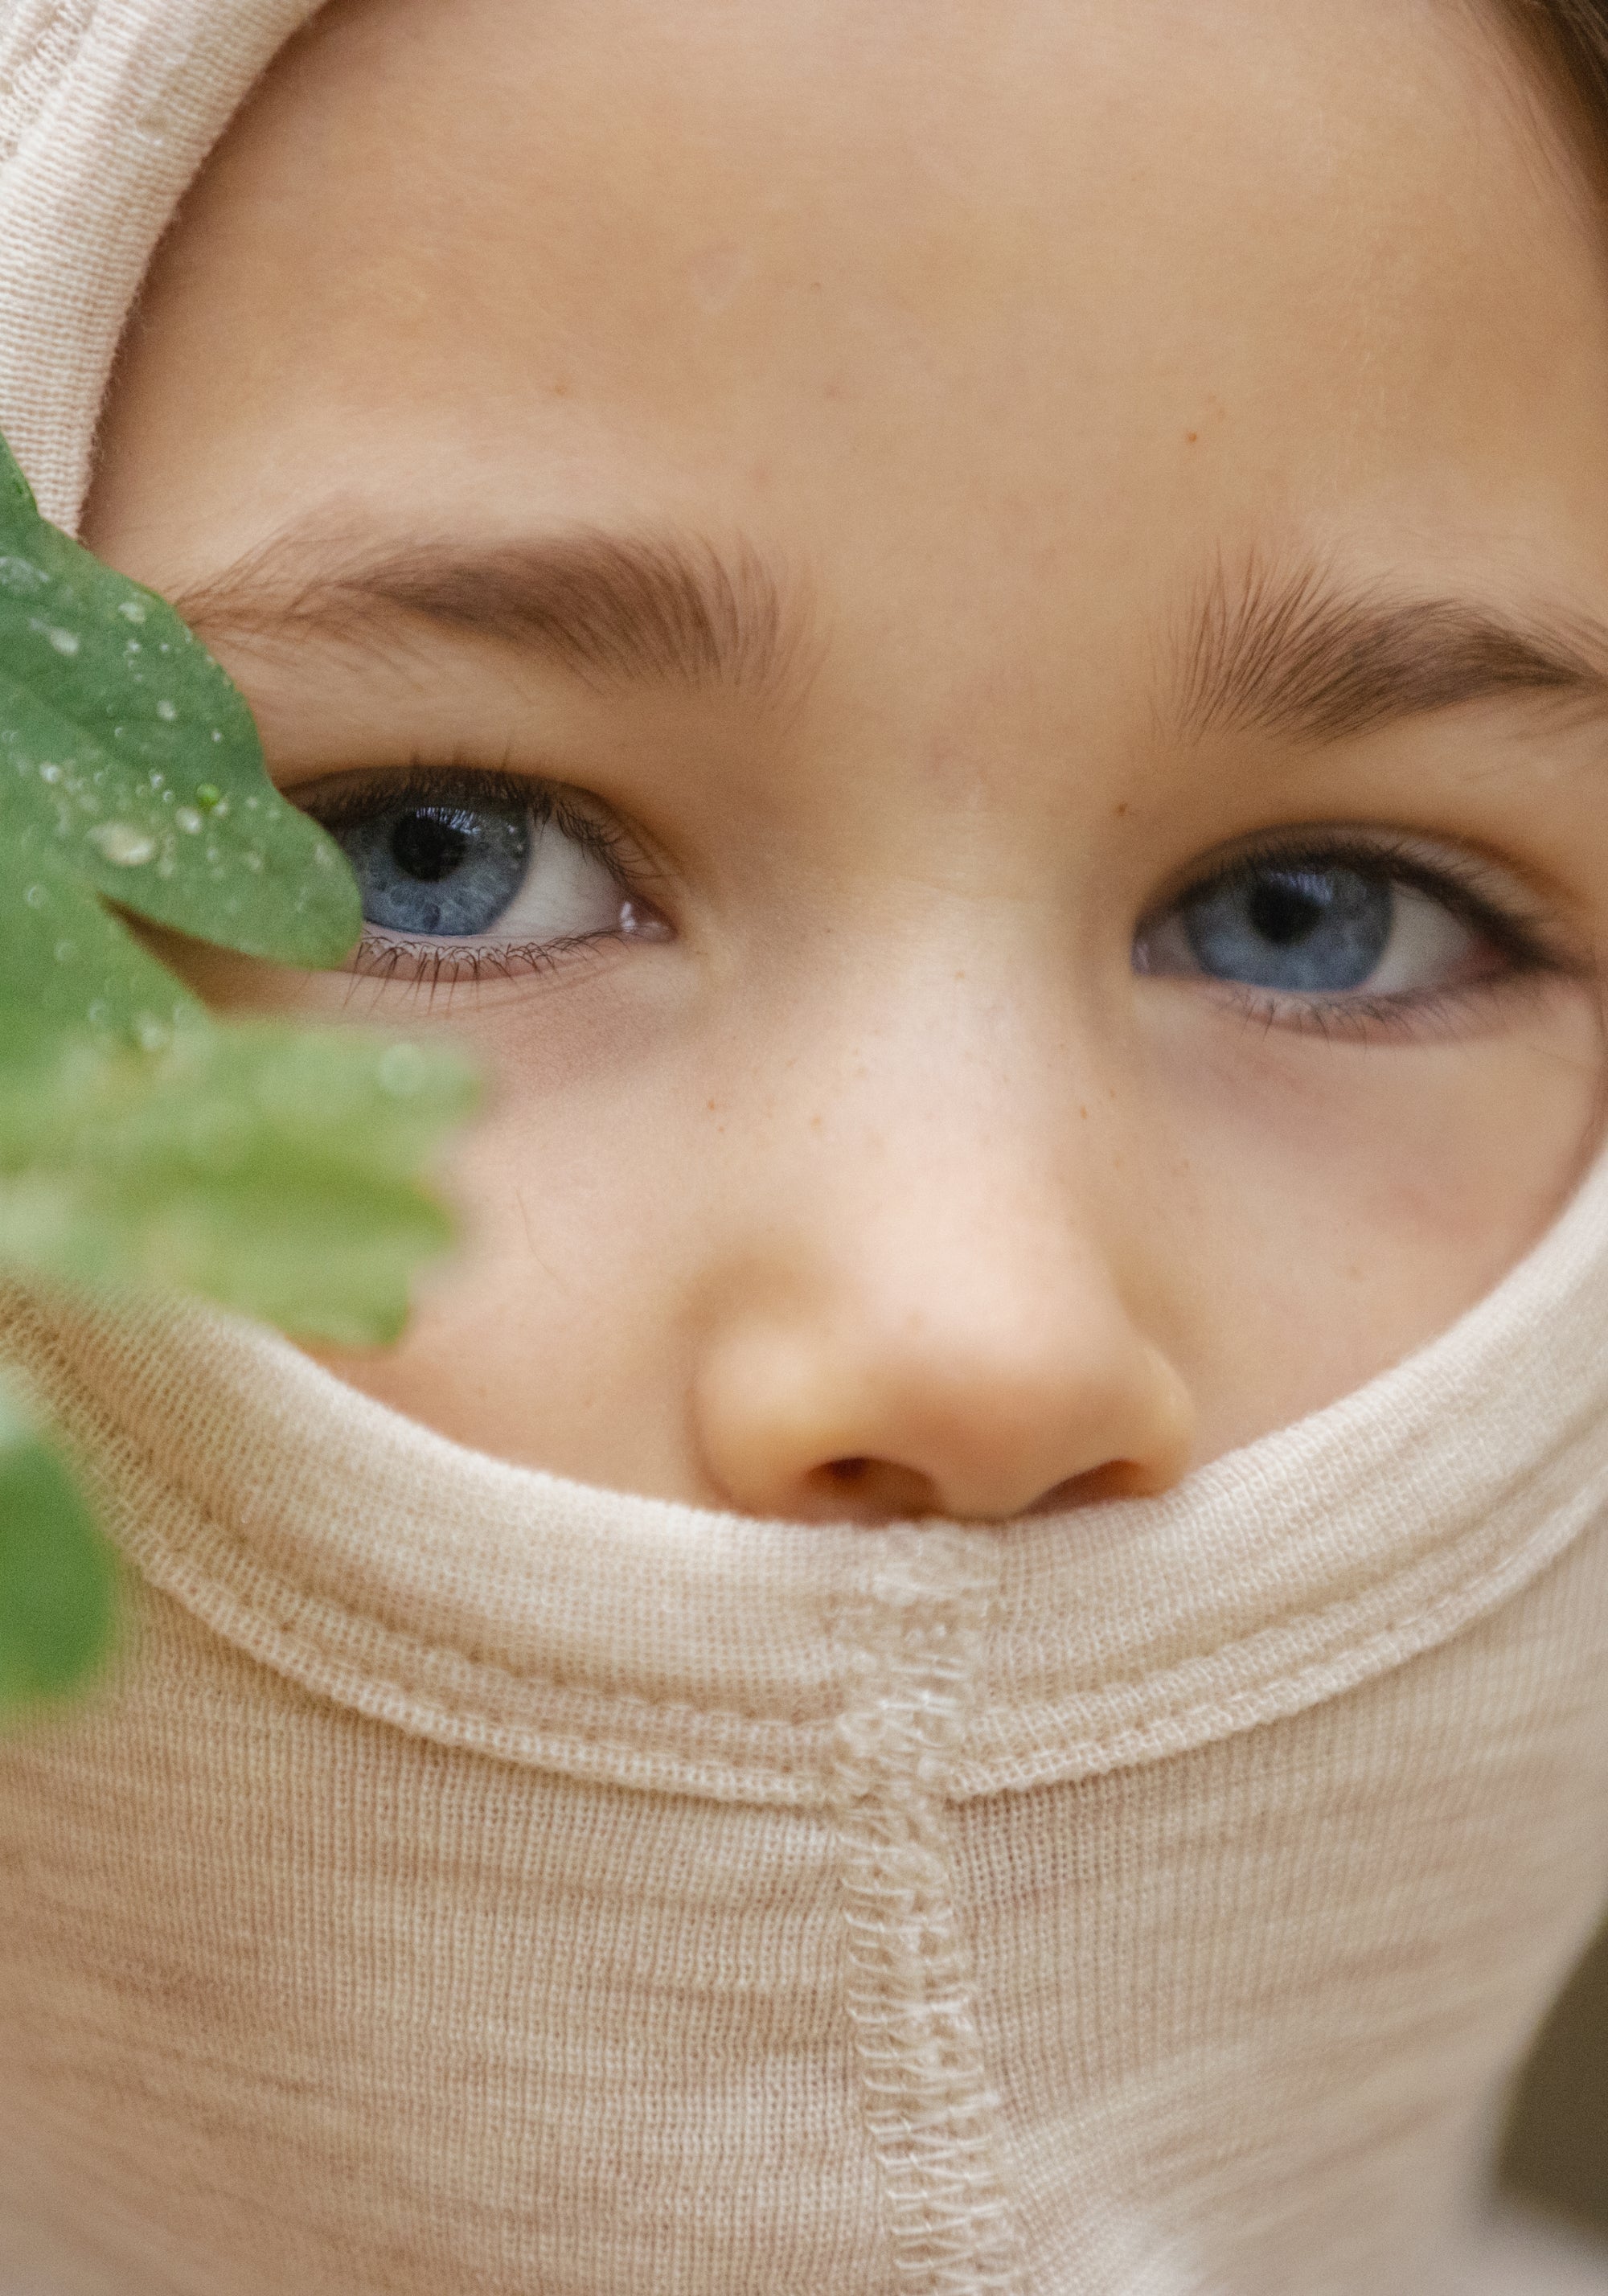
[0,836,203,1058]
[0,1023,476,1347]
[0,1379,114,1712]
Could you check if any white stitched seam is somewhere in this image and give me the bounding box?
[827,1527,1027,2294]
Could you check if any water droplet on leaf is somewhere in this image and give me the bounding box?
[88,822,157,867]
[155,699,178,722]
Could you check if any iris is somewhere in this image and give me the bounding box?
[333,797,531,937]
[1182,863,1393,994]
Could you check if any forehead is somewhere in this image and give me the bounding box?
[121,0,1608,602]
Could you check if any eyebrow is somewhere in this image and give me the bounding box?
[1171,552,1608,745]
[174,524,801,698]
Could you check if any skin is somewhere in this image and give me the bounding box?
[82,0,1608,1523]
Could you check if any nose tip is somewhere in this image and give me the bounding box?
[694,1312,1196,1526]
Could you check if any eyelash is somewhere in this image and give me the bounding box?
[1163,827,1572,1042]
[304,760,657,990]
[302,766,1585,1042]
[307,759,643,875]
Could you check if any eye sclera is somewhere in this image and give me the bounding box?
[295,760,675,981]
[1131,823,1568,1023]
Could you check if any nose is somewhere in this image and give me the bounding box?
[692,1179,1196,1526]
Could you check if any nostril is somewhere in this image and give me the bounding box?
[1028,1455,1183,1511]
[825,1457,871,1483]
[805,1456,938,1523]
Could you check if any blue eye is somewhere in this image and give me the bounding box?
[1134,841,1514,1007]
[332,797,531,937]
[1180,863,1391,993]
[306,770,667,973]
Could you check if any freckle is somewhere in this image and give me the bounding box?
[549,378,572,397]
[1114,802,1129,818]
[1184,430,1199,444]
[1079,1105,1089,1119]
[707,1099,718,1112]
[954,969,966,982]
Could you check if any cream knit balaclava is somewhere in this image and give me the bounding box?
[3,9,1608,2295]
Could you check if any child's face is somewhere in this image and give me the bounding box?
[85,0,1608,1520]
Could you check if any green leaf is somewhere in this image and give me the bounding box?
[0,1023,478,1347]
[0,424,480,1720]
[0,422,476,1346]
[0,433,359,970]
[0,1378,115,1711]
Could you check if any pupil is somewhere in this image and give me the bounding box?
[1247,875,1324,948]
[391,808,472,884]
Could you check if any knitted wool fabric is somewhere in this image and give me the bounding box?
[2,8,1608,2294]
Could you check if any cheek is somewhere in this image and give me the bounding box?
[1148,983,1606,1458]
[306,979,717,1486]
[159,929,712,1487]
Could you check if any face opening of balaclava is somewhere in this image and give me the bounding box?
[3,9,1608,2294]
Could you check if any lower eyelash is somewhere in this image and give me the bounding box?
[1229,966,1565,1047]
[345,928,613,1003]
